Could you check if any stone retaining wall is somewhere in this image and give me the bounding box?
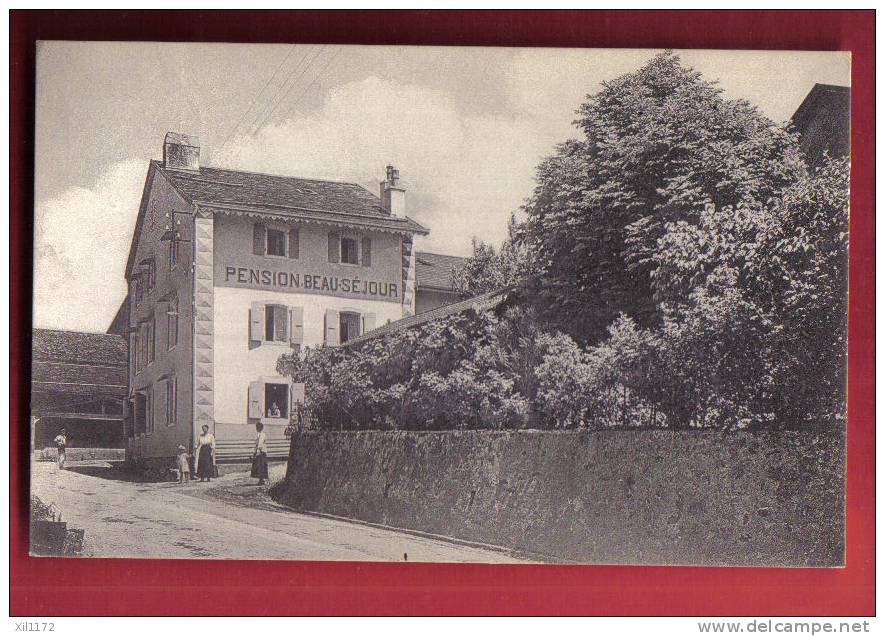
[275,429,844,565]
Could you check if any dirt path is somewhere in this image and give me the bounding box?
[29,461,522,562]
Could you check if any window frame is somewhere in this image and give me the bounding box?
[169,235,179,271]
[339,310,362,344]
[340,236,360,265]
[264,382,289,420]
[145,386,154,435]
[146,316,156,366]
[266,227,288,258]
[165,377,177,427]
[167,295,179,350]
[263,303,289,343]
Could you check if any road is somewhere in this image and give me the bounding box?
[29,461,522,562]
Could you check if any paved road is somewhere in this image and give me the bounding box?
[29,461,522,562]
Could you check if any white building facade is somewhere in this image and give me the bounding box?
[122,133,429,465]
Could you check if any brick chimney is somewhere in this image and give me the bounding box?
[163,132,200,171]
[380,165,405,217]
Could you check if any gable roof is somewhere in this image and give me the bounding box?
[31,329,128,400]
[126,160,430,279]
[791,83,850,165]
[415,251,467,291]
[106,297,130,337]
[157,161,429,233]
[32,329,128,366]
[343,288,511,347]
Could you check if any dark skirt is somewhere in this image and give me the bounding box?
[250,451,268,479]
[197,445,214,479]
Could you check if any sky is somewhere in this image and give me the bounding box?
[33,43,850,332]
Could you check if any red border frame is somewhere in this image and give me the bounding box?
[10,10,874,616]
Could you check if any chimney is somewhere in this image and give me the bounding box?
[163,132,200,171]
[380,165,405,217]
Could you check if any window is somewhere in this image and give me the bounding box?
[341,237,359,264]
[146,317,155,364]
[265,383,288,419]
[339,311,361,344]
[267,228,287,256]
[264,304,289,342]
[165,377,177,426]
[132,278,142,306]
[254,223,299,258]
[141,260,156,292]
[135,323,147,373]
[169,235,179,270]
[167,295,178,349]
[145,387,154,435]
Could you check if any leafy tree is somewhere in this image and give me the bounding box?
[452,214,532,297]
[649,156,849,425]
[518,51,805,342]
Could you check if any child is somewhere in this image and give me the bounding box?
[176,445,190,483]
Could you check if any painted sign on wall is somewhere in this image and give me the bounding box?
[223,265,399,300]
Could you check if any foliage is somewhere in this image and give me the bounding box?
[279,54,848,432]
[278,306,531,430]
[452,214,533,297]
[516,50,806,343]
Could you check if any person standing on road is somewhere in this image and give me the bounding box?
[176,445,191,483]
[195,424,216,482]
[250,422,269,485]
[53,429,67,470]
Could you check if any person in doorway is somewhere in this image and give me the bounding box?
[53,429,67,469]
[195,424,216,482]
[250,422,269,485]
[176,445,190,483]
[268,402,281,418]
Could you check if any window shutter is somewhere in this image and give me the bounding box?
[362,312,376,335]
[324,309,339,345]
[253,223,266,256]
[275,305,289,341]
[250,303,265,342]
[361,237,372,267]
[288,228,299,259]
[248,381,264,419]
[328,232,340,263]
[290,306,304,344]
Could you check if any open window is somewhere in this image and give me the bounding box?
[248,380,291,421]
[339,311,361,343]
[266,228,287,256]
[328,232,370,266]
[265,383,289,419]
[250,303,303,346]
[341,237,359,264]
[264,304,289,342]
[254,223,299,259]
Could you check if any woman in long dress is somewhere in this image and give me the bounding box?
[195,424,216,482]
[250,422,269,485]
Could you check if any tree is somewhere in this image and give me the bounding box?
[518,51,806,343]
[452,214,532,297]
[650,156,849,425]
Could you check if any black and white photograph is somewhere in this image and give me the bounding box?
[29,42,850,566]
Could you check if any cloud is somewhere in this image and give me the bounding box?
[33,159,146,331]
[216,75,562,256]
[34,76,573,331]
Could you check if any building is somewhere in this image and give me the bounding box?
[121,132,471,465]
[31,329,128,450]
[414,251,465,313]
[791,83,850,166]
